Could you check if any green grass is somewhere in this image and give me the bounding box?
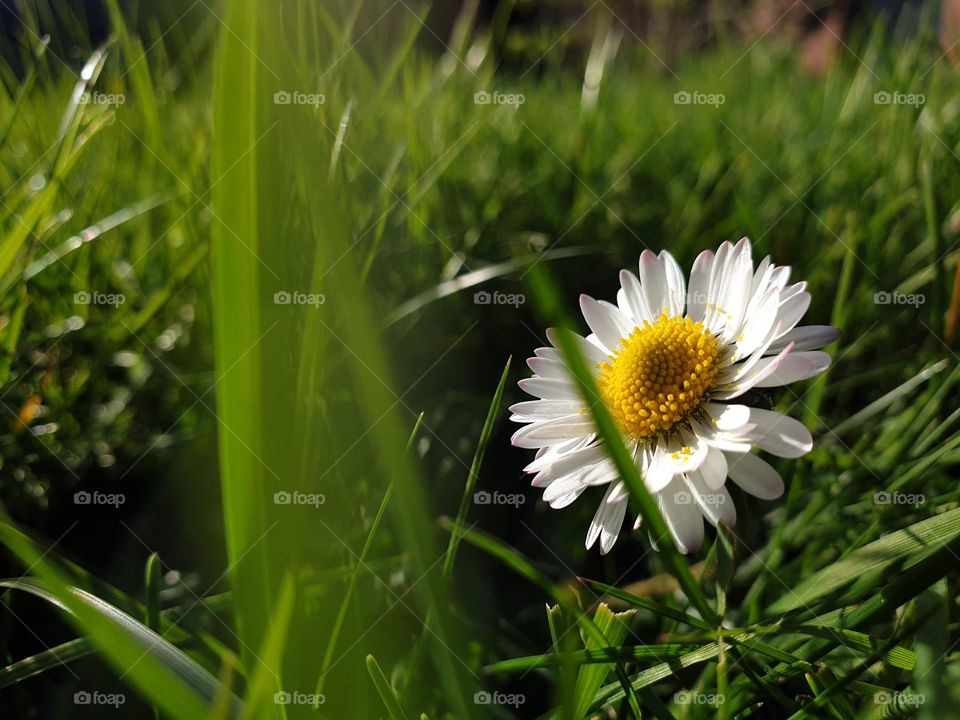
[2,0,960,718]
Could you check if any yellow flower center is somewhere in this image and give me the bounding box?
[597,314,720,440]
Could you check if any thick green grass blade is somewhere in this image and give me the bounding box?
[768,507,960,614]
[0,523,240,720]
[240,578,295,719]
[572,605,636,719]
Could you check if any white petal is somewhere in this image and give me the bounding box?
[661,250,686,316]
[715,341,793,400]
[517,377,580,401]
[697,446,729,489]
[549,489,586,509]
[733,287,780,361]
[769,265,791,291]
[534,347,561,361]
[654,431,708,474]
[773,291,811,337]
[642,446,676,492]
[742,408,813,458]
[714,238,754,342]
[659,480,704,554]
[524,437,596,473]
[527,357,569,380]
[753,351,831,387]
[586,484,626,553]
[511,414,595,448]
[639,250,669,318]
[749,256,772,297]
[619,269,651,324]
[685,471,736,527]
[509,399,582,422]
[531,445,607,485]
[692,417,755,454]
[579,295,634,353]
[545,328,609,365]
[704,402,751,432]
[767,325,840,354]
[726,452,785,499]
[686,249,714,322]
[543,472,591,503]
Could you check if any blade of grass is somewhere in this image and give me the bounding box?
[442,356,511,581]
[366,654,411,720]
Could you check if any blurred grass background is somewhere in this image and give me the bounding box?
[1,0,960,718]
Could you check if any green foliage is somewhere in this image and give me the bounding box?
[2,1,960,718]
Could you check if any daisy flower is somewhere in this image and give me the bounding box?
[510,238,838,554]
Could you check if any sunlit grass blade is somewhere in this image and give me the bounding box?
[768,507,960,614]
[0,522,239,719]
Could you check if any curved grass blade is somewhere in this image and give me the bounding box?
[0,575,239,719]
[366,654,411,720]
[0,637,91,690]
[768,507,960,615]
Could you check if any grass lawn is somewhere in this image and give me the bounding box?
[1,1,960,718]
